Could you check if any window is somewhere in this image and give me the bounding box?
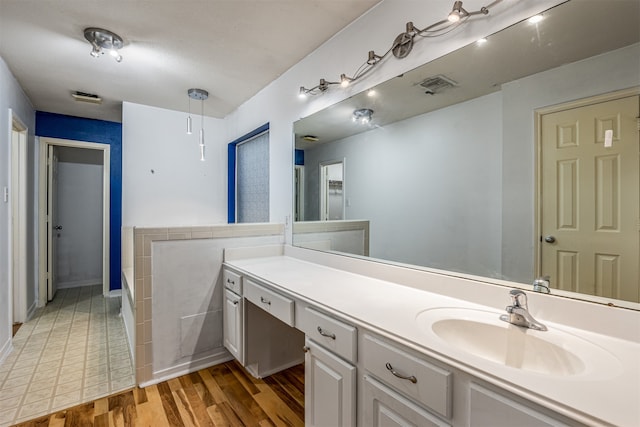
[228,124,269,223]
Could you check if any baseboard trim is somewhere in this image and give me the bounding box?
[57,279,102,289]
[139,349,233,388]
[0,338,14,366]
[108,289,122,298]
[25,299,37,322]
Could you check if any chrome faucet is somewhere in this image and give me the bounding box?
[500,289,547,331]
[533,276,551,294]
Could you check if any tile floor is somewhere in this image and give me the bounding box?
[0,285,135,426]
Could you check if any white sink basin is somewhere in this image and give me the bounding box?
[416,307,620,377]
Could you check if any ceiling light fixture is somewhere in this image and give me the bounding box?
[298,0,505,98]
[187,88,209,161]
[84,27,124,62]
[353,108,373,124]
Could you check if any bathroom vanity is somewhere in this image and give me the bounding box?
[223,245,640,427]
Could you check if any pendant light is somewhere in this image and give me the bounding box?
[187,88,209,161]
[186,94,192,135]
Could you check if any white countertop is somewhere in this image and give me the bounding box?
[225,254,640,426]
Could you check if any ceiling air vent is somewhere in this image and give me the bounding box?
[71,91,102,104]
[418,75,458,95]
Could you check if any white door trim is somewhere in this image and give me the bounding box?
[38,137,111,306]
[9,109,28,323]
[534,87,640,278]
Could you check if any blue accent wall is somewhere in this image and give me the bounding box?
[36,111,123,291]
[227,123,270,223]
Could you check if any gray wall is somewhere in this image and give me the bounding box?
[304,92,503,278]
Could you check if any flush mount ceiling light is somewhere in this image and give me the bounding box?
[187,88,209,161]
[84,27,124,62]
[299,0,505,98]
[353,108,373,124]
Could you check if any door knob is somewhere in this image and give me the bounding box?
[54,225,63,230]
[544,235,556,243]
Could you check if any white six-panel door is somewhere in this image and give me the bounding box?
[540,94,639,302]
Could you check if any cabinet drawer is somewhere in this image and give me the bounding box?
[363,334,452,419]
[364,375,451,427]
[244,279,295,327]
[298,307,357,363]
[223,269,242,294]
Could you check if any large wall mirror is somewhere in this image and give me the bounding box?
[293,0,640,308]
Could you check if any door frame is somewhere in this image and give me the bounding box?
[38,137,111,306]
[533,87,640,278]
[9,109,28,323]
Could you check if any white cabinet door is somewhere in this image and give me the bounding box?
[364,375,451,427]
[469,383,571,427]
[223,289,243,364]
[305,338,356,427]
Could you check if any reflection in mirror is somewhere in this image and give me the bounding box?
[293,0,640,307]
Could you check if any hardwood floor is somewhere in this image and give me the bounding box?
[12,361,305,427]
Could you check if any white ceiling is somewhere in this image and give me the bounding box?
[0,0,380,122]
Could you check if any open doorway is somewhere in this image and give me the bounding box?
[320,160,345,221]
[38,137,110,305]
[10,110,29,327]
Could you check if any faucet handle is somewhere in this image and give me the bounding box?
[509,289,528,309]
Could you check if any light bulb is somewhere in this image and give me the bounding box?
[340,74,350,88]
[187,116,192,135]
[448,12,461,22]
[298,87,307,99]
[528,15,543,24]
[476,38,488,45]
[199,143,205,161]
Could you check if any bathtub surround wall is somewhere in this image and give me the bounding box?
[0,56,36,365]
[127,224,284,385]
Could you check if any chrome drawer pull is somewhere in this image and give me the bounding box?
[317,326,336,340]
[260,296,271,305]
[385,362,417,384]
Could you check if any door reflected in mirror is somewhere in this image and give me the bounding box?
[292,0,640,307]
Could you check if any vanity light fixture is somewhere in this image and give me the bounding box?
[353,108,373,124]
[298,0,505,98]
[448,1,469,23]
[187,88,209,161]
[84,27,124,62]
[340,74,353,87]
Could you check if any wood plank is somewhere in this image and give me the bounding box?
[157,380,186,427]
[12,363,305,427]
